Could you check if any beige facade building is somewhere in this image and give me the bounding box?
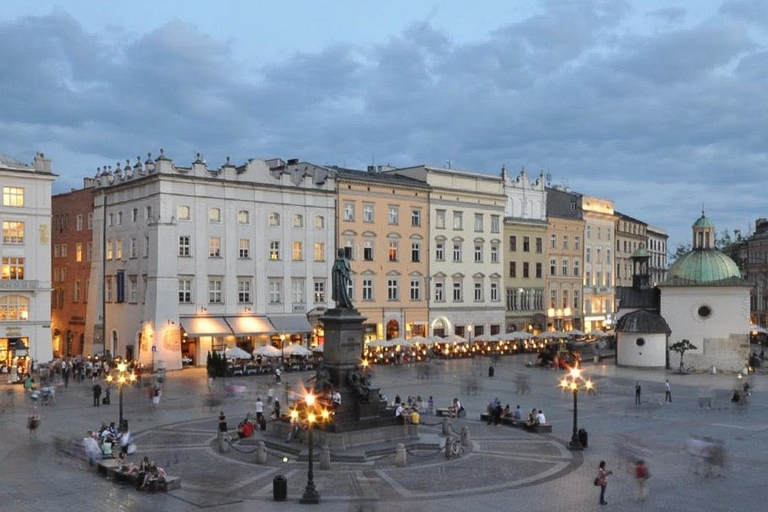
[581,195,617,331]
[615,212,648,287]
[334,167,430,341]
[545,187,585,331]
[385,165,506,340]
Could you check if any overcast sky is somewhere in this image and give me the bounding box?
[1,0,766,250]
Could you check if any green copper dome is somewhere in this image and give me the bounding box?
[632,247,649,258]
[692,214,715,229]
[663,249,744,286]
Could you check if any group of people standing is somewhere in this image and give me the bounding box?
[595,459,649,505]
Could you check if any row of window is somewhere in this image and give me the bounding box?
[506,288,545,311]
[548,289,581,310]
[342,203,423,227]
[548,234,582,250]
[53,212,93,233]
[509,235,546,253]
[434,210,501,233]
[586,225,612,241]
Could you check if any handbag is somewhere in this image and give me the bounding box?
[594,477,600,486]
[127,443,137,455]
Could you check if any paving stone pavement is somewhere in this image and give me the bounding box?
[1,355,767,512]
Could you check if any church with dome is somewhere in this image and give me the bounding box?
[615,213,751,371]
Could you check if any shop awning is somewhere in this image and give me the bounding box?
[179,316,233,337]
[268,314,312,333]
[225,316,276,336]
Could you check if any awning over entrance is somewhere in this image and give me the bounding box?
[268,314,312,333]
[225,316,275,336]
[179,316,233,337]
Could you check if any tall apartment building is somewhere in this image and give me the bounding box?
[615,212,648,287]
[581,195,616,331]
[646,225,668,287]
[51,182,95,357]
[503,168,547,333]
[84,153,336,370]
[334,166,430,341]
[545,187,585,331]
[1,152,56,375]
[385,165,506,339]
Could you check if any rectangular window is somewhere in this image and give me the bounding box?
[2,221,24,244]
[491,245,499,263]
[87,242,93,262]
[76,242,83,262]
[237,210,249,224]
[143,236,149,258]
[178,278,192,303]
[410,279,421,301]
[209,237,222,258]
[523,262,530,278]
[388,241,398,262]
[474,282,483,301]
[436,210,446,229]
[490,215,500,234]
[177,205,190,220]
[509,261,516,278]
[208,278,223,303]
[387,278,399,301]
[61,244,68,258]
[388,206,399,225]
[315,215,325,229]
[509,235,517,252]
[314,243,325,262]
[562,289,569,309]
[563,235,569,249]
[129,276,138,303]
[550,289,557,309]
[293,214,304,228]
[562,259,569,276]
[343,202,355,221]
[536,262,542,279]
[106,240,113,260]
[411,209,421,227]
[117,211,123,226]
[269,241,280,260]
[314,279,326,303]
[292,241,303,261]
[575,236,581,250]
[209,208,221,223]
[145,206,152,221]
[453,281,462,302]
[292,278,305,304]
[453,242,462,263]
[573,291,580,311]
[129,238,137,258]
[586,247,591,263]
[434,281,444,302]
[238,278,252,303]
[269,212,281,227]
[550,259,557,276]
[268,279,282,304]
[363,241,373,261]
[239,239,250,259]
[73,280,81,302]
[179,236,191,257]
[363,204,374,223]
[87,212,93,230]
[550,234,557,249]
[411,241,421,263]
[116,239,123,260]
[5,186,27,206]
[453,211,463,230]
[76,214,83,231]
[362,278,373,301]
[535,237,542,253]
[105,277,113,302]
[574,259,580,277]
[474,244,482,263]
[474,213,483,232]
[435,241,445,261]
[131,208,138,223]
[490,282,499,302]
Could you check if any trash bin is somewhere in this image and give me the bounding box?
[488,366,495,378]
[578,428,588,448]
[273,474,287,501]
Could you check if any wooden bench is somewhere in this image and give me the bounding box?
[436,407,466,418]
[97,459,182,492]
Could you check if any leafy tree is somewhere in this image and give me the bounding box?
[206,350,227,378]
[669,244,691,266]
[669,339,697,373]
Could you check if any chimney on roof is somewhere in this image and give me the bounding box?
[367,165,376,173]
[287,158,299,166]
[33,152,51,173]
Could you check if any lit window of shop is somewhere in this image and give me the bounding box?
[2,221,24,244]
[1,257,25,280]
[2,187,24,207]
[0,295,29,320]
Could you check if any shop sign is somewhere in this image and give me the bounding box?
[5,327,22,337]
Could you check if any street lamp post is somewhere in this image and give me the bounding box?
[106,362,136,428]
[293,392,331,504]
[466,324,473,344]
[559,367,594,451]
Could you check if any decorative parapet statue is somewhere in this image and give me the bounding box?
[331,248,354,309]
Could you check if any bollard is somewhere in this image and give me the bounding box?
[217,431,229,453]
[255,441,267,464]
[320,444,331,470]
[394,443,407,467]
[460,426,471,447]
[441,417,452,436]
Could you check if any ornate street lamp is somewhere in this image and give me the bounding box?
[106,362,136,428]
[559,366,594,451]
[292,392,332,504]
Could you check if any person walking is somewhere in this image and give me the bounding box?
[92,381,102,407]
[664,380,672,403]
[634,459,650,502]
[597,460,613,505]
[635,382,642,405]
[255,397,264,423]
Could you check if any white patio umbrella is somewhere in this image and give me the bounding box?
[750,325,768,334]
[253,345,281,357]
[441,334,467,344]
[426,336,445,346]
[567,329,586,337]
[407,335,429,345]
[503,331,532,341]
[283,344,312,357]
[473,334,490,343]
[387,337,409,348]
[366,338,390,348]
[587,330,606,337]
[311,345,324,353]
[219,346,252,359]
